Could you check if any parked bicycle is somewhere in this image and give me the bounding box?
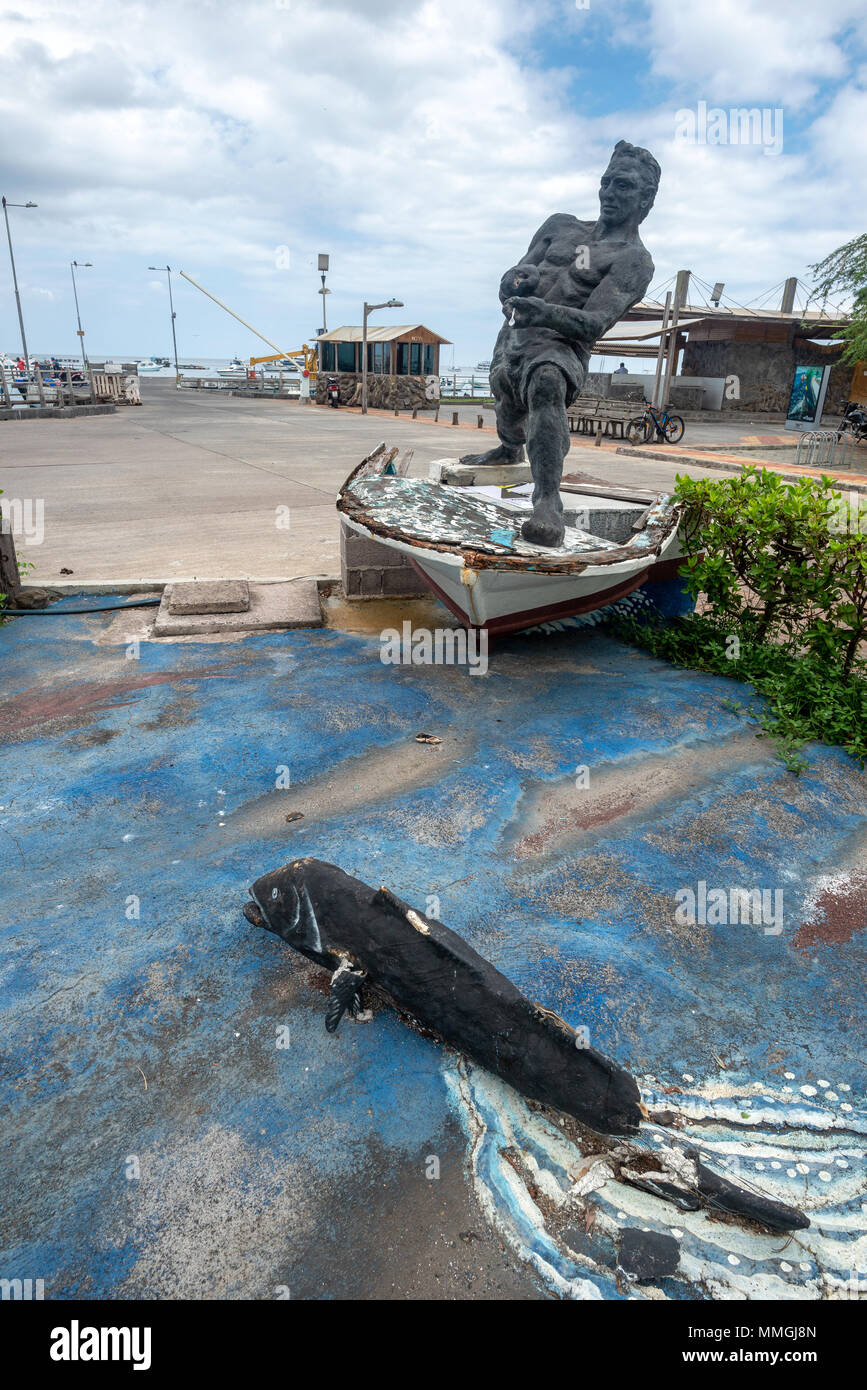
[626,402,685,446]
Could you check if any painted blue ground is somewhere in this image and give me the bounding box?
[0,597,864,1298]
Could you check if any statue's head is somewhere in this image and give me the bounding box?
[599,140,661,226]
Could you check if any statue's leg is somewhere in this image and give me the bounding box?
[521,364,569,547]
[459,380,526,467]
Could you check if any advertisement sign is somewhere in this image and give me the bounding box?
[785,364,832,431]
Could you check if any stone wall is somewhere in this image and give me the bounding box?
[315,373,437,410]
[585,371,612,396]
[607,381,646,402]
[668,383,705,412]
[340,520,429,598]
[681,331,850,414]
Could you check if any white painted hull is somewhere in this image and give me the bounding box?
[341,514,683,633]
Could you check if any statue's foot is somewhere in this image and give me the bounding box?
[458,444,525,467]
[521,502,565,548]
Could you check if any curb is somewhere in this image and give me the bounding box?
[16,575,340,597]
[0,404,118,421]
[615,446,867,493]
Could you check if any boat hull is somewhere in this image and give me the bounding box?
[340,511,685,633]
[408,552,686,634]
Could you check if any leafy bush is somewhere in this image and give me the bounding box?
[615,468,867,770]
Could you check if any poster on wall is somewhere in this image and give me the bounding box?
[784,364,832,431]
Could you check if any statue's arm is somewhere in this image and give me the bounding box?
[498,215,572,303]
[512,247,654,342]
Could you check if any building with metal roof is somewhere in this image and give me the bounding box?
[317,324,450,378]
[593,273,857,414]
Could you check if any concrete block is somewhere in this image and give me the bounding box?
[153,580,321,635]
[380,566,428,596]
[341,531,401,569]
[432,458,531,486]
[358,570,383,597]
[167,580,250,615]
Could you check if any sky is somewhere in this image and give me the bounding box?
[0,0,865,369]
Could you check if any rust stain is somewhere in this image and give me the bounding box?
[515,794,638,855]
[794,872,867,950]
[0,666,232,736]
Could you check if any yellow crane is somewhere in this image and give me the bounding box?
[250,347,318,375]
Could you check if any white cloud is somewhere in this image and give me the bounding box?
[644,0,865,107]
[0,0,863,359]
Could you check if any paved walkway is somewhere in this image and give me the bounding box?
[0,381,859,585]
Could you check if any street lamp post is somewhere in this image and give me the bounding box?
[70,260,92,362]
[2,196,37,369]
[149,264,180,380]
[71,260,93,402]
[361,298,404,415]
[318,253,330,334]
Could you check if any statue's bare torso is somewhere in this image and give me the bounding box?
[493,213,654,394]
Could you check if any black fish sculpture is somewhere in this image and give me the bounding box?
[244,858,809,1233]
[244,856,643,1135]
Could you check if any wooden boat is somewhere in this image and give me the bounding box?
[337,445,688,636]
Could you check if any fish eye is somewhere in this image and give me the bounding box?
[271,888,278,899]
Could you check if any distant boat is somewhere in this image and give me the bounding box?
[218,357,248,377]
[475,360,492,371]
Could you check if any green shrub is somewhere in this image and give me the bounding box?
[615,468,867,770]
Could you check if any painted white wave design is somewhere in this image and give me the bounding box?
[446,1062,867,1300]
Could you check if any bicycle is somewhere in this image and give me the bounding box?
[626,402,685,446]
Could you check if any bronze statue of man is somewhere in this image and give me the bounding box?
[462,140,660,547]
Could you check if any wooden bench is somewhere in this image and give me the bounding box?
[567,395,640,439]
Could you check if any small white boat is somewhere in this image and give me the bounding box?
[218,357,248,377]
[338,446,687,635]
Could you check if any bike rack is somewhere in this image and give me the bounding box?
[795,429,851,471]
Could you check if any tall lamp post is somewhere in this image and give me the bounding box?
[317,253,330,334]
[361,298,403,415]
[148,264,180,380]
[70,260,92,366]
[2,196,37,369]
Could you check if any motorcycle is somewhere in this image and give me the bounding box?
[837,401,867,445]
[326,377,340,408]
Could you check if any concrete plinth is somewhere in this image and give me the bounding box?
[153,580,322,635]
[168,580,251,615]
[429,457,532,486]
